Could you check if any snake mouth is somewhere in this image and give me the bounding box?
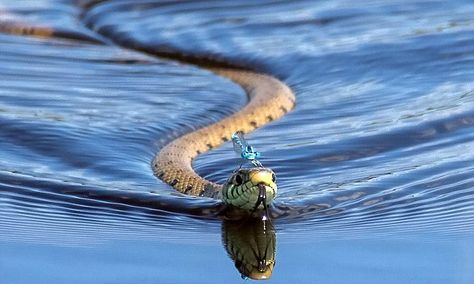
[254,183,268,211]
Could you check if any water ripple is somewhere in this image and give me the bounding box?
[1,0,473,243]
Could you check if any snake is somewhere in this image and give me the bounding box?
[0,11,296,215]
[152,68,295,212]
[0,6,292,280]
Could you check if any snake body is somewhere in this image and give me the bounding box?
[1,7,293,280]
[153,68,295,208]
[0,16,296,212]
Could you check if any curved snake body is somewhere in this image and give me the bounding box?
[0,17,296,211]
[1,7,294,280]
[153,68,295,202]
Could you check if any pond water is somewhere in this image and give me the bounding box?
[1,0,474,283]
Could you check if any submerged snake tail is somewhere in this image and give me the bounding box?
[0,17,104,43]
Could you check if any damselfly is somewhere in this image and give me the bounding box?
[231,131,263,167]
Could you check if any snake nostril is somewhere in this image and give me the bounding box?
[272,173,276,183]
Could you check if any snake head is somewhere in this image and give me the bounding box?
[222,168,277,211]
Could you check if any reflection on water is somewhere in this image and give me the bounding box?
[223,219,276,280]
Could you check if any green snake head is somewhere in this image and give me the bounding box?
[222,168,277,211]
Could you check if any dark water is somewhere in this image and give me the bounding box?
[1,0,474,283]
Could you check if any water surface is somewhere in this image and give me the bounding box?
[1,0,474,283]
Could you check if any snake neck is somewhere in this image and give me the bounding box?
[153,67,295,199]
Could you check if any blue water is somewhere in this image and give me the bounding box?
[1,0,474,283]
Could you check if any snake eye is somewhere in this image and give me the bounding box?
[272,173,276,183]
[234,174,243,185]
